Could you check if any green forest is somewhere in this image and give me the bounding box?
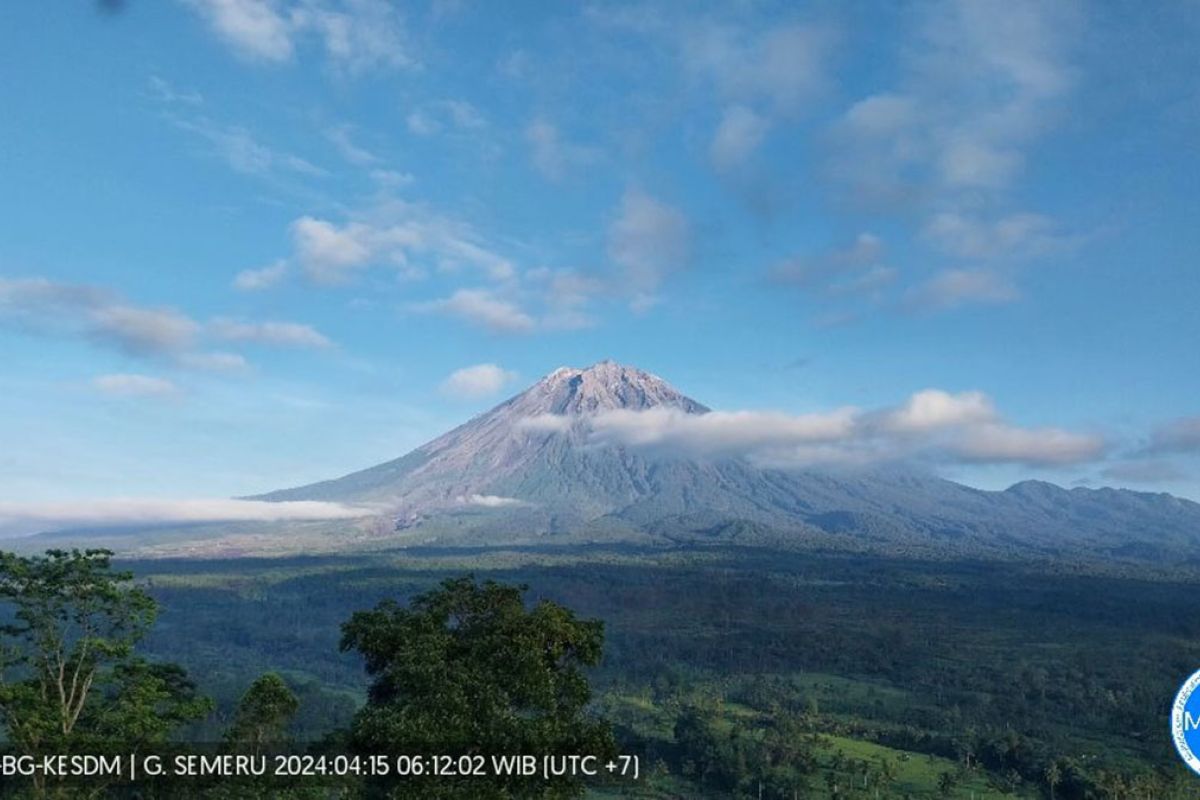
[3,545,1200,798]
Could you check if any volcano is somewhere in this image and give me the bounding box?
[250,361,1200,562]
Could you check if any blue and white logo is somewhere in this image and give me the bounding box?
[1171,669,1200,775]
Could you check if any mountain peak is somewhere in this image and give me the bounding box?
[520,361,708,415]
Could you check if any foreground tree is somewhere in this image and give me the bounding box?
[340,576,615,799]
[224,672,300,755]
[0,549,210,798]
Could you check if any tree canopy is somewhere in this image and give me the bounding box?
[340,576,615,798]
[0,549,211,798]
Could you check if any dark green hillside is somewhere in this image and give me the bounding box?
[128,547,1200,798]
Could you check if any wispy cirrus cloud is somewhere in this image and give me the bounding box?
[150,74,329,195]
[415,289,534,334]
[209,318,333,349]
[903,268,1020,312]
[92,373,182,400]
[406,100,486,136]
[233,260,288,291]
[0,276,331,368]
[1,277,199,357]
[607,188,690,309]
[1144,416,1200,455]
[289,202,515,285]
[823,0,1086,312]
[324,123,379,165]
[440,363,518,399]
[769,233,898,323]
[588,8,834,169]
[709,105,771,172]
[829,0,1080,206]
[922,212,1081,261]
[171,115,326,178]
[185,0,415,73]
[525,118,599,181]
[771,233,892,296]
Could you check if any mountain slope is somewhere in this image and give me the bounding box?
[253,361,707,510]
[252,361,1200,560]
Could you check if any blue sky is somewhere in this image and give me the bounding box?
[0,0,1198,525]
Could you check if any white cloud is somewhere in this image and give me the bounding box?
[419,289,534,334]
[290,205,515,284]
[831,0,1079,203]
[88,305,200,356]
[710,105,771,171]
[177,351,252,374]
[187,0,295,62]
[496,49,532,80]
[92,374,182,399]
[293,0,414,74]
[457,494,528,508]
[680,21,833,115]
[325,123,378,165]
[841,93,917,137]
[1146,416,1200,455]
[440,363,518,399]
[923,212,1076,261]
[607,188,690,299]
[525,268,605,331]
[879,389,997,433]
[406,109,439,136]
[525,118,597,181]
[584,389,1104,469]
[824,0,1083,310]
[440,100,485,129]
[407,100,486,136]
[771,232,886,291]
[1,278,197,357]
[147,75,204,106]
[172,116,326,178]
[210,318,333,349]
[771,233,897,320]
[187,0,414,73]
[291,217,374,282]
[370,169,415,188]
[954,423,1105,466]
[905,269,1019,310]
[0,497,368,537]
[826,265,899,298]
[233,260,288,291]
[0,276,326,370]
[1100,460,1188,484]
[590,13,831,175]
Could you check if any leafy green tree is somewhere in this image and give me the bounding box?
[0,549,211,798]
[340,576,615,799]
[937,771,956,798]
[1044,760,1061,800]
[210,674,316,800]
[224,672,299,755]
[86,659,210,748]
[0,549,156,749]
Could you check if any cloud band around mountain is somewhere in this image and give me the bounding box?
[0,498,371,538]
[525,388,1105,469]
